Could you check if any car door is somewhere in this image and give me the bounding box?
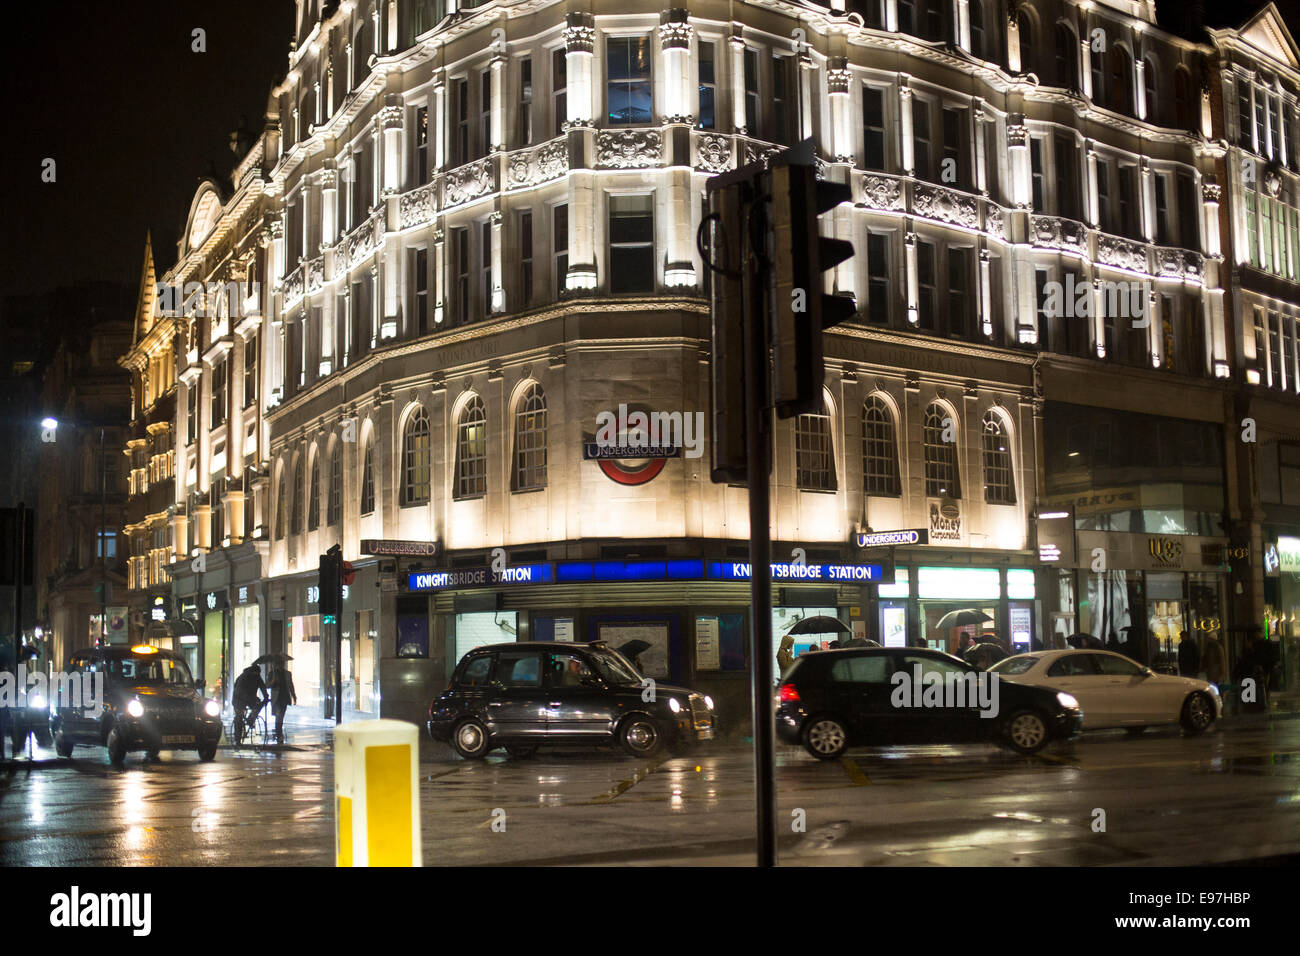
[827,653,897,744]
[60,653,96,741]
[893,653,985,744]
[544,650,611,737]
[1092,652,1160,724]
[1041,654,1117,728]
[485,649,549,740]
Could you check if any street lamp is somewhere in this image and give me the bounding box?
[40,416,111,649]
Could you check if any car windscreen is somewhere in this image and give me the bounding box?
[588,649,642,685]
[109,656,193,685]
[989,655,1040,676]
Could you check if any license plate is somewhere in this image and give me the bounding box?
[161,735,194,745]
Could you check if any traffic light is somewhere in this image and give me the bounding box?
[706,175,750,484]
[320,545,342,625]
[768,155,855,419]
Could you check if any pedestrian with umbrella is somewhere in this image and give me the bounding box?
[616,639,651,673]
[934,609,993,655]
[256,653,297,744]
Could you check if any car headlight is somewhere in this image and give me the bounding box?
[204,699,221,718]
[704,695,714,711]
[1208,683,1221,697]
[668,697,682,713]
[27,691,46,710]
[1056,692,1080,710]
[126,699,145,718]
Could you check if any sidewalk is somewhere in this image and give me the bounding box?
[220,707,340,752]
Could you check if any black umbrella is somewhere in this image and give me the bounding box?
[934,608,993,629]
[842,638,882,648]
[786,615,851,636]
[253,653,294,666]
[616,639,651,660]
[963,643,1008,667]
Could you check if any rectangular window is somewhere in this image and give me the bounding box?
[479,69,492,158]
[916,240,936,330]
[210,360,227,425]
[553,203,568,295]
[1261,196,1274,272]
[519,211,534,307]
[863,85,886,171]
[97,529,117,560]
[1034,267,1050,346]
[411,247,429,335]
[552,48,567,136]
[1030,137,1045,211]
[1271,311,1284,388]
[1177,173,1198,250]
[608,36,652,126]
[337,291,350,366]
[1154,174,1171,245]
[517,57,533,147]
[913,99,932,180]
[1054,135,1079,220]
[867,232,890,323]
[452,227,469,325]
[744,48,760,134]
[984,119,999,203]
[770,55,795,145]
[243,336,257,407]
[1096,160,1112,232]
[350,280,364,360]
[1119,165,1138,239]
[795,411,836,492]
[453,78,469,165]
[698,42,716,130]
[1268,95,1281,159]
[415,106,429,185]
[942,106,966,188]
[480,221,493,319]
[1238,81,1253,147]
[608,194,654,293]
[1256,95,1268,156]
[1245,191,1258,266]
[946,247,973,338]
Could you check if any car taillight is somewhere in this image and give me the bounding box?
[778,684,800,703]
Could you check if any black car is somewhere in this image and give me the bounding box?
[52,645,223,765]
[428,641,715,758]
[775,647,1082,757]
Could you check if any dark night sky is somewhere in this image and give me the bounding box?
[2,0,294,296]
[4,1,1300,300]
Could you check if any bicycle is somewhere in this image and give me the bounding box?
[232,699,269,747]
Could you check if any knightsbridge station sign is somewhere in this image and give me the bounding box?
[405,559,887,590]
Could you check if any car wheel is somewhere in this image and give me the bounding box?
[35,728,52,747]
[619,715,664,757]
[1125,726,1147,736]
[1004,710,1049,754]
[106,726,128,766]
[452,719,491,759]
[197,743,217,762]
[10,728,26,751]
[54,731,74,759]
[803,717,848,760]
[1181,692,1216,734]
[505,745,537,759]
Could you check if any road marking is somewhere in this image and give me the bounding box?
[840,757,870,786]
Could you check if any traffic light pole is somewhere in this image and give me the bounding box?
[742,184,778,869]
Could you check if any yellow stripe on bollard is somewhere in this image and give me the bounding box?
[366,744,413,866]
[337,796,353,867]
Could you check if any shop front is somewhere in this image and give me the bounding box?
[200,589,229,704]
[1265,535,1300,692]
[874,564,1039,656]
[283,562,380,720]
[230,584,261,686]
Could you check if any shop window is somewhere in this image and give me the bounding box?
[403,406,432,505]
[795,401,836,492]
[982,411,1016,504]
[862,395,901,496]
[512,384,547,492]
[924,404,961,497]
[455,396,488,499]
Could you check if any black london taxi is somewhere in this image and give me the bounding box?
[52,644,224,764]
[428,641,715,758]
[775,647,1083,757]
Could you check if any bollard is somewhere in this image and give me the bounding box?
[333,719,422,866]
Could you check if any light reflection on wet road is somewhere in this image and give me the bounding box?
[2,717,1299,866]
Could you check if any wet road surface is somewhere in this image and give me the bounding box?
[3,716,1299,866]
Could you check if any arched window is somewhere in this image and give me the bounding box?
[291,455,304,534]
[308,451,321,530]
[1016,10,1035,75]
[923,404,961,498]
[328,441,342,526]
[1143,58,1158,124]
[1110,46,1133,115]
[982,412,1016,504]
[795,400,836,492]
[360,435,375,516]
[455,396,488,499]
[402,406,432,505]
[862,396,901,496]
[1055,24,1078,91]
[512,384,547,491]
[1174,66,1193,132]
[275,467,287,539]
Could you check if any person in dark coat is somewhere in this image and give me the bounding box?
[1177,631,1200,677]
[268,665,297,744]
